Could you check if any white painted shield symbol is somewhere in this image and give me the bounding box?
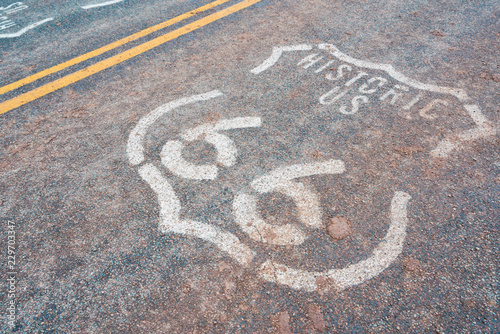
[126,89,411,292]
[126,44,494,292]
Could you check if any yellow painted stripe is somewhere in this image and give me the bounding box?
[0,0,232,96]
[0,0,261,114]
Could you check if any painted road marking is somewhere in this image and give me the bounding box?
[233,193,309,245]
[233,160,345,245]
[181,117,262,167]
[250,160,346,193]
[0,17,53,38]
[127,90,224,165]
[81,0,126,10]
[258,192,411,292]
[251,44,468,100]
[0,0,257,114]
[251,43,497,158]
[162,140,220,180]
[0,2,28,15]
[127,90,411,292]
[430,104,497,158]
[317,44,469,100]
[0,0,232,95]
[162,117,261,180]
[250,44,313,74]
[138,162,256,266]
[125,42,496,293]
[131,91,258,266]
[0,2,53,39]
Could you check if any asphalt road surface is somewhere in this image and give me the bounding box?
[1,0,499,332]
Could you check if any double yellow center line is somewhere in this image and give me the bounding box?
[0,0,261,115]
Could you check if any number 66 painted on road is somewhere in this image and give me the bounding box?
[127,90,411,292]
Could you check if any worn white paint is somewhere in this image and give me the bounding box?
[0,2,28,15]
[139,163,181,226]
[252,43,469,100]
[128,92,262,266]
[276,180,322,228]
[345,71,368,87]
[251,44,313,74]
[251,42,494,157]
[168,218,256,265]
[359,77,387,94]
[0,19,15,31]
[419,99,449,120]
[319,86,347,105]
[258,191,412,291]
[181,117,261,168]
[81,0,125,10]
[464,104,490,127]
[233,160,344,245]
[233,193,307,245]
[0,17,53,38]
[182,117,261,140]
[252,43,493,156]
[161,116,261,179]
[251,160,345,192]
[124,41,496,292]
[297,53,324,69]
[127,90,223,166]
[161,140,218,180]
[213,117,262,131]
[402,93,423,119]
[294,45,493,156]
[379,85,409,105]
[138,163,255,265]
[339,95,369,115]
[204,131,239,167]
[318,44,469,101]
[314,59,336,73]
[326,64,352,81]
[430,104,497,158]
